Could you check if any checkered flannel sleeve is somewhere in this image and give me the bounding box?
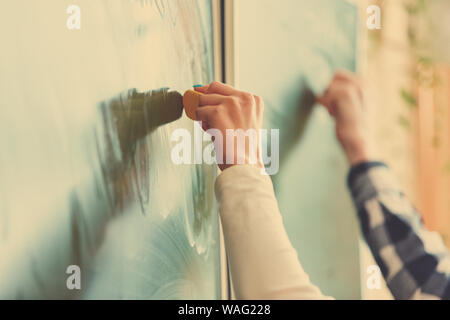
[348,161,450,300]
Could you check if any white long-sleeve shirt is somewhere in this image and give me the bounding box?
[215,164,331,299]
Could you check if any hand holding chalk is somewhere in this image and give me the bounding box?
[318,70,371,165]
[183,81,265,172]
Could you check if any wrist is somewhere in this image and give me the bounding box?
[220,158,264,172]
[342,138,371,166]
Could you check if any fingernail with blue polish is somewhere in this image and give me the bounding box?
[193,84,203,88]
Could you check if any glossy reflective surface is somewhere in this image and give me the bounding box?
[0,0,221,299]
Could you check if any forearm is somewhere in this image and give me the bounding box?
[215,165,330,300]
[348,161,450,299]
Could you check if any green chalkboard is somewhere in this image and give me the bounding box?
[236,0,360,299]
[0,0,221,299]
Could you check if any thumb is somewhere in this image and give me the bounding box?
[317,95,334,117]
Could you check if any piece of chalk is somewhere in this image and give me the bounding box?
[183,89,203,120]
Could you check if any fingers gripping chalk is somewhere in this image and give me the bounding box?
[183,89,203,120]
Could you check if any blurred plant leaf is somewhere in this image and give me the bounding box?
[398,114,411,130]
[432,135,441,149]
[418,55,433,66]
[403,0,427,15]
[442,161,450,175]
[407,26,417,47]
[400,89,417,109]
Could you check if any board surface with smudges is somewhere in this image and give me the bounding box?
[236,0,360,299]
[0,0,221,299]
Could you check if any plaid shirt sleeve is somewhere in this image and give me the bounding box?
[348,161,450,300]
